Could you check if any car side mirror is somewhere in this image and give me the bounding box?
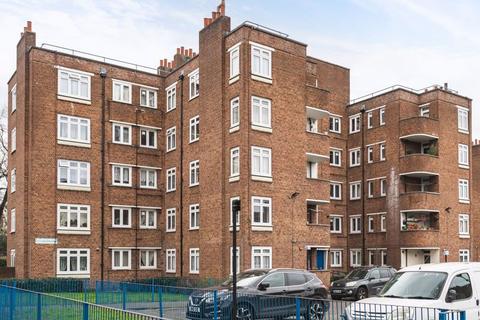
[369,277,376,281]
[258,283,270,291]
[446,289,457,303]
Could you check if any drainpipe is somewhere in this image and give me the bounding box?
[178,72,185,276]
[360,105,366,265]
[99,67,107,281]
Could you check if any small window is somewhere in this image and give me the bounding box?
[10,168,16,193]
[252,247,272,269]
[189,248,200,274]
[11,128,16,153]
[306,161,318,179]
[457,108,469,133]
[350,249,361,267]
[251,44,272,79]
[189,116,200,143]
[379,108,385,125]
[58,160,90,190]
[140,88,157,109]
[11,85,17,113]
[350,148,361,167]
[330,251,342,267]
[458,144,469,167]
[350,216,361,234]
[380,179,387,196]
[166,249,176,273]
[166,208,176,232]
[367,112,373,129]
[57,249,90,275]
[251,146,271,178]
[166,168,176,192]
[380,144,386,161]
[230,247,240,275]
[230,147,240,178]
[458,179,469,202]
[140,128,157,149]
[229,45,240,79]
[10,209,16,233]
[330,216,342,233]
[368,217,374,232]
[367,181,374,198]
[58,115,90,146]
[349,114,361,134]
[447,273,472,301]
[58,68,91,101]
[57,204,90,233]
[166,127,176,152]
[350,182,361,200]
[189,160,200,187]
[140,250,156,269]
[459,250,470,263]
[112,207,131,228]
[112,165,132,187]
[252,196,272,227]
[367,146,374,163]
[112,80,132,104]
[381,215,386,232]
[419,104,430,117]
[166,84,176,112]
[330,149,341,167]
[306,118,318,133]
[112,249,131,270]
[10,250,15,268]
[230,197,241,227]
[112,123,132,145]
[459,214,470,236]
[139,168,157,189]
[230,97,240,129]
[189,204,200,230]
[329,116,341,133]
[251,96,271,129]
[330,183,342,200]
[139,209,156,229]
[189,69,200,100]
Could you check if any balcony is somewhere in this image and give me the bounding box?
[399,116,439,138]
[306,200,330,226]
[401,211,439,232]
[402,139,438,157]
[399,155,439,175]
[400,192,440,211]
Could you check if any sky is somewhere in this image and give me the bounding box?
[0,0,478,139]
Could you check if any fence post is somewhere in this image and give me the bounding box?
[37,294,42,320]
[295,297,301,320]
[460,311,466,320]
[158,287,164,318]
[151,280,155,303]
[95,281,99,305]
[83,302,89,320]
[122,283,127,311]
[213,290,218,320]
[439,310,446,320]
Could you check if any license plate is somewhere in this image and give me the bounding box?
[188,306,200,313]
[332,290,342,294]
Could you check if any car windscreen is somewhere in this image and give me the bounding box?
[345,269,369,280]
[379,271,447,300]
[222,271,267,287]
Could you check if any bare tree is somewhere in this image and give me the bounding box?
[0,106,8,228]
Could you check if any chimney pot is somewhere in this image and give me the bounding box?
[167,62,172,68]
[204,18,209,27]
[181,46,185,55]
[188,48,193,57]
[27,21,32,31]
[193,52,197,57]
[160,60,163,67]
[176,48,181,54]
[212,11,216,19]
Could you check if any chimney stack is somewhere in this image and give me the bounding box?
[444,82,448,90]
[203,1,225,27]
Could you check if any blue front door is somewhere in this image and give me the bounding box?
[316,249,326,270]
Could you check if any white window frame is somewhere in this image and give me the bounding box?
[330,149,342,167]
[229,45,240,79]
[11,85,17,113]
[58,68,91,101]
[306,117,318,133]
[112,207,132,228]
[330,250,342,267]
[381,215,386,232]
[230,147,240,178]
[166,168,176,192]
[189,204,200,230]
[330,182,342,200]
[166,127,176,152]
[349,148,361,167]
[458,144,469,168]
[166,208,176,232]
[10,168,16,193]
[57,204,90,234]
[57,114,91,146]
[139,209,157,229]
[230,97,240,129]
[189,248,200,274]
[189,116,200,143]
[251,96,271,130]
[230,247,241,275]
[380,144,386,161]
[11,127,16,153]
[329,116,341,133]
[251,196,272,227]
[457,107,469,133]
[57,160,90,190]
[251,146,272,178]
[139,168,157,189]
[112,123,132,145]
[140,127,157,149]
[350,216,361,234]
[57,248,90,276]
[189,69,200,100]
[367,181,374,198]
[459,214,470,237]
[458,179,470,203]
[350,249,362,267]
[330,215,342,234]
[251,246,272,269]
[251,44,273,80]
[10,208,16,233]
[368,216,374,233]
[367,112,373,129]
[166,249,176,273]
[10,249,15,268]
[166,83,176,112]
[349,114,360,134]
[459,250,470,262]
[189,160,200,187]
[112,249,131,270]
[367,146,374,163]
[380,179,387,196]
[379,108,386,125]
[112,165,132,187]
[140,87,157,109]
[306,161,318,179]
[112,80,132,104]
[350,181,361,200]
[230,196,241,228]
[139,250,157,269]
[419,104,430,117]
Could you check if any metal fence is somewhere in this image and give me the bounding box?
[0,279,467,320]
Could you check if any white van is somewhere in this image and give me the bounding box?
[343,262,478,320]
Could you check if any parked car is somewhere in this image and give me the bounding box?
[330,266,396,300]
[186,268,329,320]
[343,262,480,320]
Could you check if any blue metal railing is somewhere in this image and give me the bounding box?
[0,279,467,320]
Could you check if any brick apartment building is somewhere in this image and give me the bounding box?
[5,2,475,282]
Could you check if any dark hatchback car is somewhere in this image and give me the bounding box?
[186,269,329,320]
[330,266,396,300]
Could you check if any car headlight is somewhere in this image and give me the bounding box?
[204,292,231,303]
[346,281,357,287]
[387,308,412,320]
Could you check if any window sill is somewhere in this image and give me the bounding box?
[349,164,361,168]
[229,126,240,133]
[459,165,470,170]
[330,198,342,201]
[189,139,199,144]
[189,227,200,231]
[229,75,240,85]
[139,267,157,270]
[112,99,132,105]
[56,274,90,278]
[57,230,91,235]
[459,235,470,239]
[139,104,157,110]
[229,226,240,232]
[111,226,132,229]
[111,184,133,188]
[166,148,176,153]
[139,227,157,230]
[139,145,158,150]
[251,175,272,183]
[166,230,176,233]
[189,183,200,188]
[57,95,91,105]
[252,225,273,232]
[189,271,200,275]
[57,185,91,192]
[139,186,158,190]
[459,200,470,204]
[458,129,469,135]
[166,107,176,113]
[112,142,133,146]
[57,140,91,148]
[166,189,176,193]
[229,175,240,183]
[251,74,272,84]
[306,130,329,136]
[251,125,272,133]
[189,95,199,102]
[112,268,132,271]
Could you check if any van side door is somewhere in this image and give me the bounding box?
[445,272,478,320]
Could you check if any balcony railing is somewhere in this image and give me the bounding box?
[401,211,439,231]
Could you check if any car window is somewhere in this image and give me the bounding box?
[380,269,390,278]
[448,273,472,301]
[370,270,380,280]
[261,273,285,288]
[287,273,306,286]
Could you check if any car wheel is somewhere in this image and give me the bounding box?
[236,304,254,320]
[356,287,368,300]
[307,301,325,320]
